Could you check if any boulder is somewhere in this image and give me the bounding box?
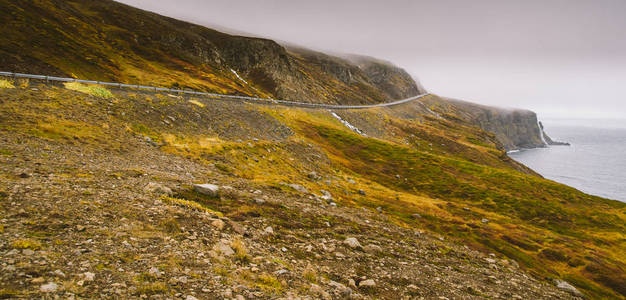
[213,241,234,256]
[211,219,225,230]
[193,184,219,197]
[359,279,376,288]
[344,237,362,249]
[40,282,58,292]
[554,279,583,297]
[144,182,173,195]
[363,244,382,254]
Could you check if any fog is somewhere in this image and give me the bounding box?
[115,0,626,120]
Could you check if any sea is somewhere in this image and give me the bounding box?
[508,118,626,202]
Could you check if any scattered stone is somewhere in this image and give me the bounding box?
[359,279,376,288]
[222,289,233,298]
[22,249,35,256]
[193,183,219,197]
[83,272,95,281]
[40,282,58,293]
[412,213,421,219]
[264,226,274,234]
[554,279,583,297]
[185,296,198,300]
[320,190,332,200]
[213,241,234,256]
[287,183,308,193]
[308,171,320,180]
[376,207,383,213]
[19,172,30,178]
[274,269,289,276]
[481,218,490,224]
[254,198,266,205]
[149,267,161,277]
[144,182,172,195]
[211,219,225,230]
[363,244,382,254]
[358,189,366,195]
[343,237,362,249]
[348,279,357,289]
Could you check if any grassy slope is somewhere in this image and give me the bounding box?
[1,82,623,298]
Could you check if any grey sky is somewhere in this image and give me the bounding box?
[116,0,626,119]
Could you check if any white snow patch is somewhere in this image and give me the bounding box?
[230,69,248,85]
[331,112,367,136]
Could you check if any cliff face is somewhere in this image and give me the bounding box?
[423,97,548,151]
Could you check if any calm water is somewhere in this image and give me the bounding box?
[508,119,626,202]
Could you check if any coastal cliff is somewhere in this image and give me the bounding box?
[423,97,560,151]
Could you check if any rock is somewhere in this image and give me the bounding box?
[213,241,234,256]
[222,289,233,298]
[376,207,383,213]
[149,267,161,277]
[193,183,219,197]
[274,269,289,276]
[229,220,245,234]
[235,295,245,300]
[359,279,376,288]
[308,171,320,180]
[83,272,95,281]
[19,172,30,178]
[185,296,198,300]
[358,189,366,195]
[344,237,362,249]
[22,249,35,256]
[481,218,490,223]
[264,226,274,234]
[54,270,65,278]
[320,190,332,200]
[411,213,421,219]
[211,219,225,230]
[310,284,331,300]
[144,182,173,195]
[254,198,266,205]
[348,279,357,289]
[287,183,308,193]
[40,282,58,292]
[363,244,382,254]
[554,279,583,297]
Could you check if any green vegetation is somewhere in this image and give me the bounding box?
[64,82,113,98]
[0,79,15,89]
[11,239,42,250]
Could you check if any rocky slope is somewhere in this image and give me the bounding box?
[0,0,624,298]
[0,83,624,299]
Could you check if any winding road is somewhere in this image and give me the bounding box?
[0,71,430,110]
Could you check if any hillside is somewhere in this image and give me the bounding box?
[1,0,625,299]
[0,0,422,106]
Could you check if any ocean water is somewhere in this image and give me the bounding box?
[508,119,626,202]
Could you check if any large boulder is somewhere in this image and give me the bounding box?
[554,279,583,297]
[193,184,220,197]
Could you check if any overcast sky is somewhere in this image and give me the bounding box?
[116,0,626,120]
